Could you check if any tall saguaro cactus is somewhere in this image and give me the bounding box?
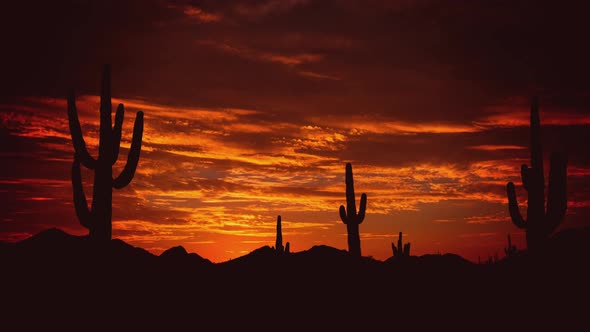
[68,65,144,242]
[339,163,367,257]
[506,96,567,251]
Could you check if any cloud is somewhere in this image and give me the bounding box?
[232,0,311,19]
[467,145,526,151]
[197,40,324,66]
[167,4,222,23]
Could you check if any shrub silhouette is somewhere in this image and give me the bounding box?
[506,96,567,251]
[339,163,367,257]
[68,65,144,242]
[504,233,517,257]
[391,231,411,257]
[275,215,290,254]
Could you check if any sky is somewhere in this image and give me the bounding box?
[1,0,590,263]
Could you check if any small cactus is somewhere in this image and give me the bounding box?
[391,232,411,257]
[504,233,518,257]
[275,215,284,253]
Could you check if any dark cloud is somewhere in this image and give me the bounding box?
[3,0,588,121]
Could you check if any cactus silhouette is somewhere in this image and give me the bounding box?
[391,231,411,257]
[339,163,367,257]
[504,234,518,257]
[506,96,567,251]
[68,65,144,242]
[275,215,284,254]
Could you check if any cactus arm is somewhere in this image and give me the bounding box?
[357,193,367,224]
[405,243,411,256]
[507,182,526,229]
[112,103,124,164]
[67,90,96,169]
[339,205,348,224]
[72,157,92,229]
[546,152,568,232]
[392,243,398,256]
[113,111,144,189]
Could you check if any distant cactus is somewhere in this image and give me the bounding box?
[506,96,567,251]
[391,231,411,257]
[275,215,284,254]
[69,65,144,242]
[504,234,518,257]
[339,163,367,257]
[285,242,290,254]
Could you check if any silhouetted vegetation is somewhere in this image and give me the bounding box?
[504,233,518,257]
[506,96,567,251]
[2,227,588,328]
[339,163,367,257]
[275,215,290,254]
[68,65,144,242]
[391,231,411,257]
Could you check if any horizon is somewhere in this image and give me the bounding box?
[1,0,590,263]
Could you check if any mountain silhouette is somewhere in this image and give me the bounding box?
[1,227,588,329]
[159,245,212,273]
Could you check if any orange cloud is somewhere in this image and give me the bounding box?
[2,95,589,263]
[468,145,526,151]
[197,40,324,67]
[297,70,341,80]
[476,104,590,127]
[309,116,479,134]
[167,4,222,23]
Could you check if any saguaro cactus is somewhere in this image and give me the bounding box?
[274,215,290,254]
[506,96,567,250]
[339,163,367,257]
[69,65,144,242]
[276,215,284,253]
[391,231,410,257]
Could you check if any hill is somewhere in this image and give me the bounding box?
[1,227,588,329]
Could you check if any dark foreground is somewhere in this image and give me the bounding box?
[1,228,589,329]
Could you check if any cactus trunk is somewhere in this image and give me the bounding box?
[506,96,567,251]
[68,65,144,243]
[90,163,113,240]
[346,223,361,257]
[339,163,367,257]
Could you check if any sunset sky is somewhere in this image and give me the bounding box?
[1,0,590,263]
